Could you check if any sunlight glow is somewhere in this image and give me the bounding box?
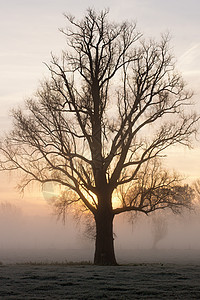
[42,181,122,210]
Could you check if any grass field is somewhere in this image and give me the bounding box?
[1,248,200,299]
[1,262,200,299]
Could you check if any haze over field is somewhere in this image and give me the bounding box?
[1,199,200,265]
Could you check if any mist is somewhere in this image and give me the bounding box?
[1,201,200,265]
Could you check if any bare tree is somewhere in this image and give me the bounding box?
[0,202,22,219]
[151,213,168,249]
[0,9,198,265]
[194,179,200,196]
[193,179,200,209]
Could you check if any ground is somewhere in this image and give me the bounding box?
[0,263,200,299]
[1,249,200,299]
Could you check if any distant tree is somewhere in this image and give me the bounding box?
[193,179,200,208]
[194,179,200,197]
[0,9,198,265]
[0,202,22,219]
[151,213,168,249]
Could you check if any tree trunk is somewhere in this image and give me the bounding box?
[94,210,117,265]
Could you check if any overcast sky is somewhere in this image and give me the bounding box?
[0,0,200,212]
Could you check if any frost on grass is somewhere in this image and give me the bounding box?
[0,264,200,299]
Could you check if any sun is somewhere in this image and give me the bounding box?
[42,182,121,210]
[112,194,121,209]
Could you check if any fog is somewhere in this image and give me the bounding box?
[1,201,200,264]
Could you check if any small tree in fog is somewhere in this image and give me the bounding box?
[0,9,197,265]
[193,179,200,210]
[194,179,200,198]
[0,202,22,220]
[151,213,168,249]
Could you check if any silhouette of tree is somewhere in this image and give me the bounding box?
[193,179,200,209]
[0,202,22,219]
[0,9,198,265]
[194,179,200,196]
[151,213,168,249]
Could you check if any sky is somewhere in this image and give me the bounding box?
[0,0,200,216]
